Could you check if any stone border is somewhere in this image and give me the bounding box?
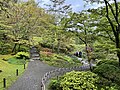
[41,65,90,90]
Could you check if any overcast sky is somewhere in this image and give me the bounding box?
[65,0,85,12]
[35,0,87,12]
[24,0,120,12]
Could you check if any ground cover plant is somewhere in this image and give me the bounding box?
[40,50,82,67]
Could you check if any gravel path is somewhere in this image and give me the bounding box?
[8,60,56,90]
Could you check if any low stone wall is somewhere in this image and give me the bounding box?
[41,65,90,90]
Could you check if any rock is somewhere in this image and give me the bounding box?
[78,58,82,61]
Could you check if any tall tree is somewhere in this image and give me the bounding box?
[1,0,51,53]
[84,0,120,66]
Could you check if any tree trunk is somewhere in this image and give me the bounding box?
[116,40,120,66]
[89,62,92,71]
[57,38,60,54]
[85,43,93,71]
[52,32,55,53]
[117,52,120,66]
[104,0,120,66]
[12,43,17,54]
[18,44,21,52]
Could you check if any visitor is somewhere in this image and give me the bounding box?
[79,51,82,58]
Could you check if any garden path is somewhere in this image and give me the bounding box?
[8,47,56,90]
[8,60,56,90]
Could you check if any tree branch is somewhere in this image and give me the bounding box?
[104,0,119,26]
[79,37,86,44]
[106,31,115,42]
[104,0,116,37]
[114,0,119,22]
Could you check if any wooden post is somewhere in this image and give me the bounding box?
[16,69,18,76]
[24,64,25,69]
[3,78,6,88]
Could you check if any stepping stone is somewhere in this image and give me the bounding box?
[30,59,34,61]
[30,47,40,60]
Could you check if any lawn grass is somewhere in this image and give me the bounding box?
[0,54,28,90]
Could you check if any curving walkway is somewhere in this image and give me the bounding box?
[8,47,91,90]
[8,60,56,90]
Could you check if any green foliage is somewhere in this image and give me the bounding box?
[40,51,82,67]
[93,59,120,89]
[97,77,120,90]
[15,52,29,59]
[49,71,116,90]
[93,40,116,60]
[97,60,119,67]
[18,45,29,52]
[48,79,62,90]
[0,43,12,54]
[93,63,120,85]
[60,71,99,90]
[8,57,26,65]
[48,71,120,90]
[55,54,73,62]
[69,55,81,63]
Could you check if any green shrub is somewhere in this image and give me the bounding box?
[0,43,12,54]
[42,57,51,61]
[19,45,29,52]
[40,51,54,61]
[40,51,81,67]
[15,52,29,59]
[97,60,119,67]
[60,71,99,90]
[94,52,106,59]
[93,64,120,85]
[97,76,120,89]
[48,79,62,90]
[55,54,73,62]
[48,71,120,90]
